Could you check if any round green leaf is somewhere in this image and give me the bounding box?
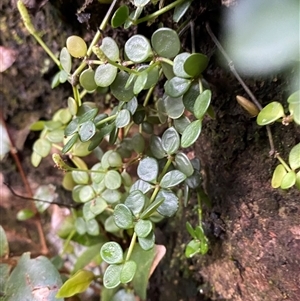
[175,152,194,177]
[125,190,146,216]
[138,65,160,90]
[59,47,71,73]
[101,242,123,264]
[257,102,285,125]
[165,77,191,98]
[79,120,96,142]
[65,119,79,136]
[68,97,78,115]
[79,69,97,91]
[94,64,118,87]
[46,129,64,143]
[280,171,296,189]
[114,204,134,229]
[161,127,180,154]
[173,52,191,78]
[134,71,148,94]
[289,143,300,170]
[83,202,96,221]
[86,218,99,236]
[138,231,155,250]
[105,170,122,190]
[103,264,122,289]
[135,219,152,238]
[17,209,35,221]
[33,138,52,157]
[108,151,123,167]
[181,120,202,148]
[194,90,212,120]
[75,217,87,235]
[90,197,108,215]
[183,53,209,77]
[120,260,137,284]
[287,90,300,104]
[150,135,166,159]
[125,35,152,63]
[173,115,191,134]
[130,180,152,194]
[91,162,106,183]
[116,109,131,128]
[72,170,89,184]
[111,5,129,28]
[164,95,185,119]
[100,37,119,61]
[104,216,120,233]
[271,164,287,188]
[78,108,98,124]
[183,81,199,113]
[156,189,179,217]
[111,71,135,101]
[160,170,186,188]
[79,185,96,202]
[59,70,68,83]
[66,35,87,58]
[157,98,167,124]
[102,189,121,204]
[131,132,145,153]
[289,102,300,125]
[185,170,201,189]
[151,28,180,58]
[125,97,138,115]
[137,157,159,183]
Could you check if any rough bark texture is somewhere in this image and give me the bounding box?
[1,1,299,301]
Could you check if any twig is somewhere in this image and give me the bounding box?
[0,113,49,255]
[206,23,275,156]
[3,182,80,209]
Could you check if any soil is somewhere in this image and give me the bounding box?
[1,1,299,301]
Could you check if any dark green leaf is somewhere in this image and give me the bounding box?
[184,53,209,77]
[183,81,199,113]
[78,108,98,125]
[150,135,166,159]
[65,118,79,136]
[185,170,201,189]
[111,71,135,102]
[131,133,145,153]
[164,95,185,119]
[174,115,190,134]
[111,5,129,28]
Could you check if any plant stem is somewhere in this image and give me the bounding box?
[157,57,174,66]
[206,22,276,156]
[135,0,187,24]
[157,157,173,182]
[275,154,292,172]
[17,1,61,68]
[96,114,117,126]
[60,229,76,256]
[125,232,137,261]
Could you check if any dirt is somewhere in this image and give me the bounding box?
[1,1,299,301]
